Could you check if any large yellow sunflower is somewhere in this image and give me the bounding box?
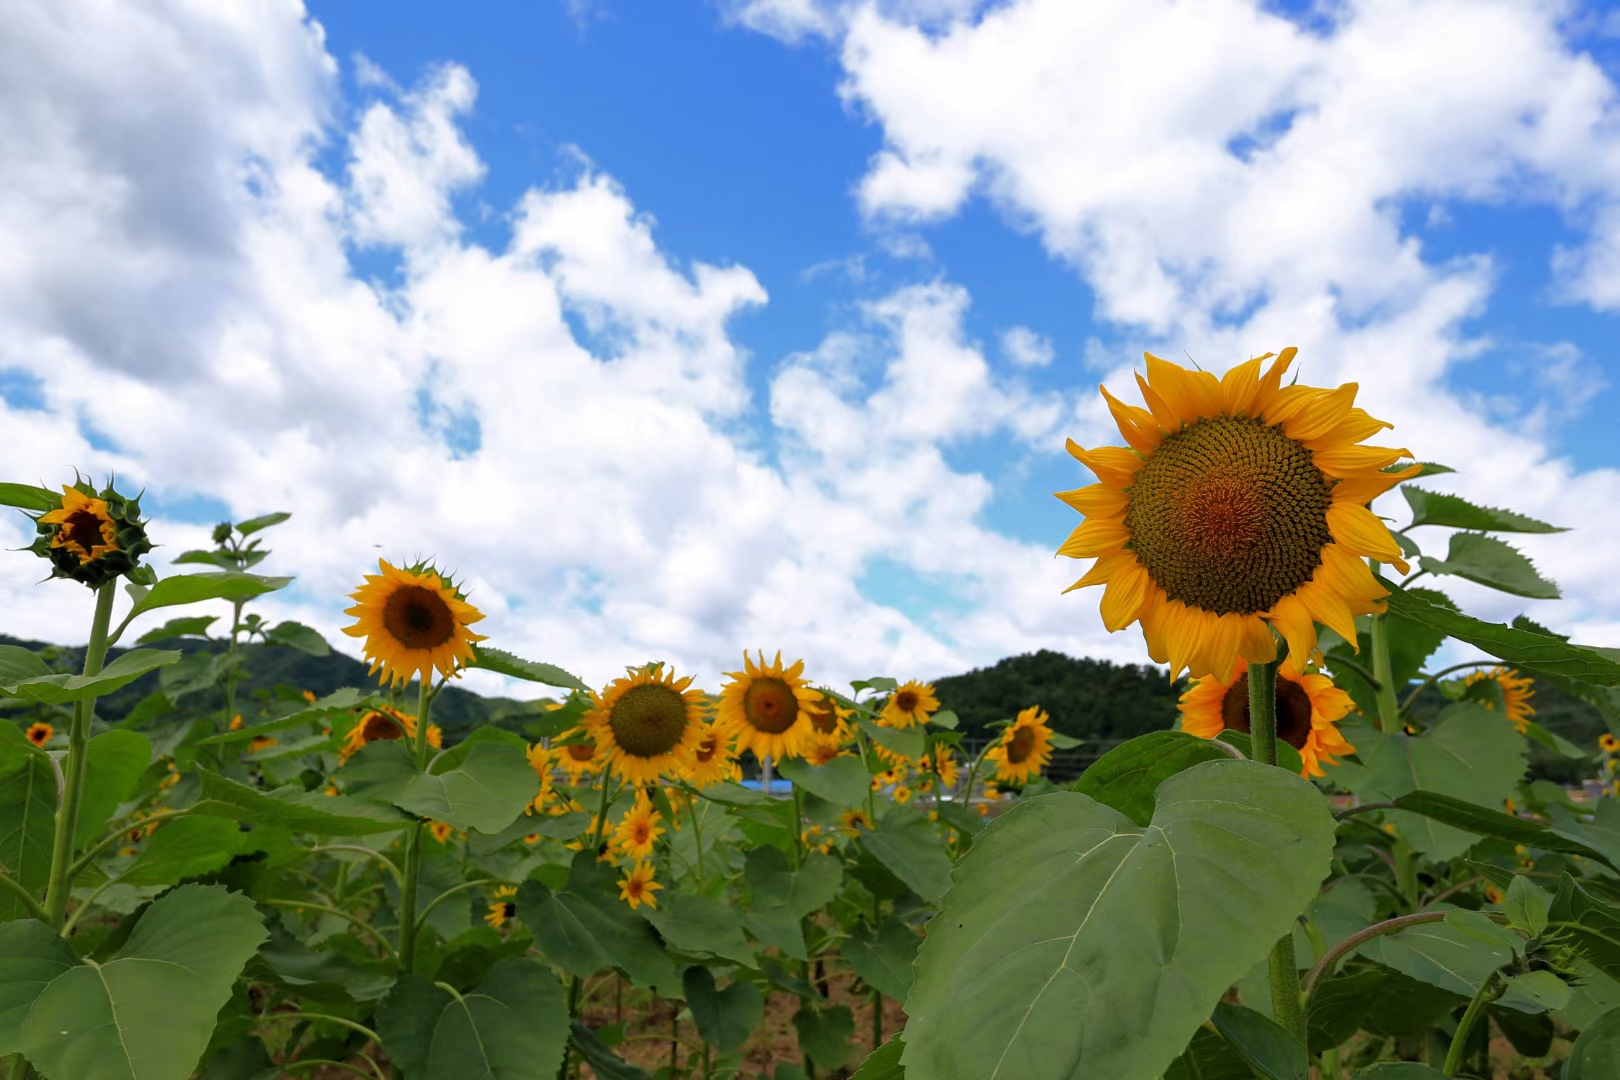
[1057,350,1418,680]
[1463,667,1535,733]
[685,724,740,788]
[985,706,1054,784]
[342,560,487,689]
[1178,657,1355,777]
[716,651,820,762]
[586,664,708,786]
[339,706,441,761]
[880,680,939,729]
[39,486,119,565]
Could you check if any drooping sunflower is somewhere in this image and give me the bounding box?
[613,790,665,861]
[554,733,604,783]
[1057,350,1419,680]
[880,680,939,729]
[485,885,519,928]
[1178,657,1355,777]
[685,724,740,789]
[1463,667,1536,733]
[619,861,662,910]
[716,651,821,763]
[342,560,487,689]
[985,706,1054,785]
[586,663,708,786]
[25,722,53,748]
[340,706,441,761]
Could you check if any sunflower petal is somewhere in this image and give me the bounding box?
[1281,383,1358,443]
[1252,346,1298,415]
[1063,551,1137,593]
[1057,517,1129,559]
[1311,444,1413,476]
[1303,408,1392,451]
[1054,484,1129,517]
[1064,440,1144,488]
[1135,372,1182,431]
[1266,594,1319,676]
[1219,354,1268,416]
[1331,463,1420,506]
[1100,385,1165,454]
[1237,614,1278,665]
[1099,560,1151,631]
[1325,503,1411,573]
[1144,353,1223,425]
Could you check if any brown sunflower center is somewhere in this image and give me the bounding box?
[1123,416,1332,614]
[566,742,596,762]
[60,509,113,559]
[893,690,919,713]
[631,821,651,842]
[743,677,800,734]
[1219,677,1314,749]
[361,713,404,742]
[695,734,719,763]
[382,585,457,649]
[1007,725,1037,764]
[610,684,691,758]
[26,725,49,746]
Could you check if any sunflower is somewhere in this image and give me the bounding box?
[247,734,277,753]
[39,485,119,565]
[1057,350,1419,680]
[586,664,708,786]
[229,715,243,731]
[892,784,913,805]
[880,680,939,729]
[872,765,906,791]
[985,706,1055,785]
[716,651,820,763]
[805,741,847,767]
[619,862,662,910]
[839,807,873,834]
[554,732,603,783]
[806,690,854,746]
[1463,667,1536,733]
[614,790,665,861]
[1601,733,1619,754]
[340,706,441,761]
[428,820,455,844]
[342,560,487,689]
[1178,657,1355,777]
[919,745,960,791]
[24,722,52,748]
[685,724,740,789]
[485,885,519,928]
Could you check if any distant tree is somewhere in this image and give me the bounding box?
[933,648,1185,742]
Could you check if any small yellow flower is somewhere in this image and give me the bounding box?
[1484,884,1505,905]
[1463,667,1536,733]
[485,885,519,928]
[619,862,662,910]
[302,690,318,704]
[880,681,939,729]
[892,785,913,805]
[428,820,455,844]
[613,790,665,861]
[1503,798,1518,816]
[340,707,441,761]
[1601,733,1619,754]
[25,722,53,748]
[839,807,873,834]
[229,714,244,731]
[523,833,540,846]
[247,734,277,753]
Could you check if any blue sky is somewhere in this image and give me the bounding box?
[3,0,1620,689]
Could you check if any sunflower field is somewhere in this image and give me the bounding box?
[4,348,1620,1080]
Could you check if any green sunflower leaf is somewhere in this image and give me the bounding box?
[196,687,371,745]
[683,967,763,1054]
[1355,912,1543,1012]
[745,847,844,918]
[901,760,1335,1080]
[134,615,218,644]
[1401,487,1565,533]
[793,1004,855,1070]
[263,620,329,656]
[1350,1065,1449,1079]
[124,571,292,622]
[1307,966,1463,1054]
[397,741,537,834]
[643,892,757,967]
[0,483,59,512]
[0,647,181,705]
[856,717,925,763]
[1548,873,1620,981]
[1418,532,1560,599]
[234,511,290,536]
[1208,1003,1307,1080]
[569,1020,651,1080]
[0,883,266,1078]
[1381,582,1620,686]
[858,807,953,904]
[842,918,920,1003]
[851,1037,906,1080]
[1566,1006,1620,1079]
[1324,706,1526,861]
[469,646,591,692]
[0,726,55,922]
[514,852,679,995]
[1071,731,1232,827]
[1379,791,1616,869]
[74,729,151,848]
[377,958,569,1080]
[190,768,411,836]
[779,755,871,807]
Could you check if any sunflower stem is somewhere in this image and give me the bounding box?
[1245,658,1307,1041]
[1369,612,1402,734]
[43,579,116,929]
[1442,969,1505,1076]
[397,677,433,975]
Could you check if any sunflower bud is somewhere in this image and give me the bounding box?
[28,478,152,589]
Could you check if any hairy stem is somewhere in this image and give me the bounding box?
[397,678,432,974]
[1442,969,1505,1076]
[1369,611,1402,734]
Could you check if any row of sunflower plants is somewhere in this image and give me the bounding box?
[0,476,1067,1079]
[873,349,1620,1080]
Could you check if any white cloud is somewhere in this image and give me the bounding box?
[1001,325,1053,368]
[0,0,1115,697]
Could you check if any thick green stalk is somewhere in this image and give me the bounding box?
[1442,970,1504,1076]
[396,679,432,974]
[1247,659,1308,1042]
[1369,612,1402,734]
[42,581,117,928]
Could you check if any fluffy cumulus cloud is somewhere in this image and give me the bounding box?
[736,0,1620,653]
[0,0,1123,695]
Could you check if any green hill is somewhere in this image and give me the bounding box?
[932,648,1185,742]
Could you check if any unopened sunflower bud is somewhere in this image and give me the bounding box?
[28,478,152,588]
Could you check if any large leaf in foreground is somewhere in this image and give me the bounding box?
[1070,731,1230,827]
[0,727,55,921]
[901,760,1335,1080]
[859,808,952,903]
[0,884,266,1079]
[75,729,152,847]
[377,958,569,1080]
[515,852,679,995]
[1566,1006,1620,1080]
